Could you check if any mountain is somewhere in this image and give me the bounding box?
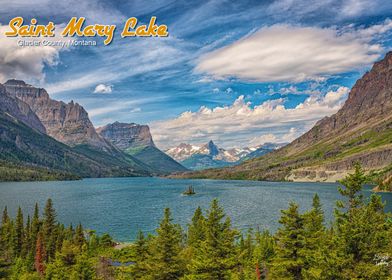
[241,143,286,161]
[0,83,46,134]
[97,122,187,174]
[4,79,111,150]
[166,140,278,170]
[176,52,392,182]
[0,85,150,180]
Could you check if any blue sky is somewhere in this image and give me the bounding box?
[1,0,392,149]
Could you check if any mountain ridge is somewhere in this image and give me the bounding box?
[174,52,392,181]
[166,140,281,170]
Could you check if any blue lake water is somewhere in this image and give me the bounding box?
[0,177,390,242]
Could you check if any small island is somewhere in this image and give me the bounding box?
[183,185,196,195]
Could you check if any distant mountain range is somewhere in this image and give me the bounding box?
[0,80,186,181]
[166,140,282,170]
[175,52,392,184]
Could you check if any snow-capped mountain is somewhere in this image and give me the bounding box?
[166,140,284,170]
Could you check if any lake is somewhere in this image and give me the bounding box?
[0,177,390,242]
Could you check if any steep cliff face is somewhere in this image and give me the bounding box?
[0,83,45,134]
[178,52,392,182]
[97,122,155,150]
[4,80,109,149]
[98,122,187,174]
[288,52,392,154]
[1,80,154,178]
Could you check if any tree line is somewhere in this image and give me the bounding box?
[1,164,392,279]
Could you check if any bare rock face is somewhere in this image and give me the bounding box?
[97,122,155,150]
[4,79,109,149]
[0,82,46,133]
[291,51,392,152]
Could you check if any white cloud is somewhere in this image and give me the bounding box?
[45,37,189,94]
[249,134,277,146]
[225,87,233,94]
[93,84,113,94]
[151,86,349,149]
[130,107,142,113]
[0,25,68,83]
[195,23,391,83]
[1,0,125,24]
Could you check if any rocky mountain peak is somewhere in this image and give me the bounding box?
[291,51,392,151]
[4,79,27,86]
[206,140,219,156]
[97,122,155,150]
[0,83,46,133]
[3,80,110,149]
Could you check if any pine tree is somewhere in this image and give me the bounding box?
[74,223,85,248]
[0,206,11,259]
[333,165,390,278]
[237,229,256,279]
[14,207,24,257]
[35,232,45,276]
[132,231,150,278]
[31,203,40,252]
[70,252,96,280]
[301,194,326,279]
[146,208,184,279]
[2,206,9,225]
[336,163,367,213]
[21,215,31,258]
[45,256,68,280]
[187,206,205,248]
[187,199,237,279]
[43,199,57,261]
[271,202,305,280]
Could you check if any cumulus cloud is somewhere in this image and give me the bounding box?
[195,22,391,83]
[0,23,72,83]
[93,84,113,94]
[151,87,349,149]
[0,26,62,83]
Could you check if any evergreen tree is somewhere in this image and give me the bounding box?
[100,233,113,247]
[146,208,184,279]
[301,194,326,279]
[271,202,305,280]
[30,203,40,255]
[254,230,275,279]
[13,207,24,257]
[74,223,85,248]
[2,206,9,225]
[187,206,205,248]
[43,199,57,261]
[35,232,45,276]
[187,199,237,279]
[131,231,150,278]
[45,256,69,280]
[0,206,11,259]
[70,252,96,280]
[336,163,367,213]
[237,229,256,279]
